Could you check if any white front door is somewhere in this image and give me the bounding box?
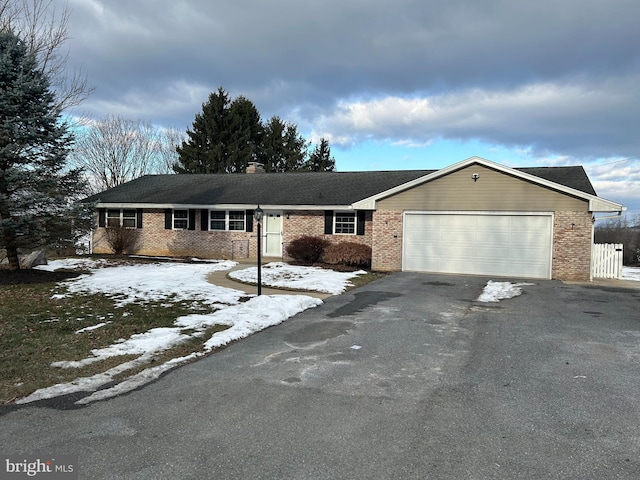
[264,211,283,257]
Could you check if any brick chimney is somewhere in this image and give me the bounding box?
[246,162,265,174]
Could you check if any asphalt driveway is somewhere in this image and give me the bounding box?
[1,273,640,479]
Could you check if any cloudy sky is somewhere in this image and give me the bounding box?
[63,0,639,215]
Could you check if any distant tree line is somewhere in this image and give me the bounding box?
[70,88,336,195]
[174,87,335,174]
[594,215,640,265]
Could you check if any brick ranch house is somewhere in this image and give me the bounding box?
[85,156,624,281]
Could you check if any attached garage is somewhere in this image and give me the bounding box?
[358,157,624,281]
[402,212,553,279]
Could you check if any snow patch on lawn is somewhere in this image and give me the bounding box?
[18,259,330,405]
[75,322,111,334]
[40,260,240,307]
[229,262,366,294]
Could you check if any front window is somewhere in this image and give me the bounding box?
[210,210,246,231]
[335,212,355,234]
[122,209,136,228]
[173,209,188,229]
[107,209,120,227]
[210,211,226,230]
[107,209,137,228]
[229,211,245,231]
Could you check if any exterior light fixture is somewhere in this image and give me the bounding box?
[472,173,480,182]
[254,205,264,295]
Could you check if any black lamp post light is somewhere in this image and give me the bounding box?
[254,205,263,296]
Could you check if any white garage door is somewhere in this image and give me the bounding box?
[403,213,553,279]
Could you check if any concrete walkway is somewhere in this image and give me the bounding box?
[206,259,333,300]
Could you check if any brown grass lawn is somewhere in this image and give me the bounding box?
[0,260,385,406]
[0,265,228,405]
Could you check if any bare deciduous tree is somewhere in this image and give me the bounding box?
[157,127,185,174]
[71,116,182,193]
[0,0,93,110]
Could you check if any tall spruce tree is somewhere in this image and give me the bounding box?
[305,137,336,172]
[226,96,263,172]
[0,30,89,270]
[262,116,309,172]
[174,88,264,173]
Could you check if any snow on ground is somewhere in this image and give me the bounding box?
[229,262,367,294]
[476,281,535,302]
[40,259,240,307]
[622,267,640,281]
[75,322,111,334]
[19,259,331,405]
[20,260,638,405]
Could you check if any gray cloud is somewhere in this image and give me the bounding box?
[65,0,640,161]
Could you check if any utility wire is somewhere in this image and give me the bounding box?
[588,155,640,167]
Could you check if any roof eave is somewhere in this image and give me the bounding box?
[589,197,625,213]
[93,202,355,211]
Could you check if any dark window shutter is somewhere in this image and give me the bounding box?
[136,209,143,229]
[98,208,106,227]
[201,209,209,231]
[188,209,196,230]
[357,211,366,236]
[164,209,172,229]
[246,209,254,233]
[324,210,333,234]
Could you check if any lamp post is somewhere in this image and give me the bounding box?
[254,205,263,296]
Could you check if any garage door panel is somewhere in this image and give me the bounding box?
[403,213,552,279]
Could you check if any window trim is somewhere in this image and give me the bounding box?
[173,209,189,230]
[334,211,356,235]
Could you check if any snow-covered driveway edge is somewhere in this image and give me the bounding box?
[16,295,322,406]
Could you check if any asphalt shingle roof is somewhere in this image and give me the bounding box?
[85,165,597,206]
[517,166,596,196]
[85,170,435,206]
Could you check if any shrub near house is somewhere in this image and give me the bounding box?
[323,242,372,268]
[285,236,331,265]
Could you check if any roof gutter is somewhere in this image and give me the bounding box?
[92,202,357,211]
[593,208,627,222]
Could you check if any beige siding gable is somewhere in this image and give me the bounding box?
[377,164,588,212]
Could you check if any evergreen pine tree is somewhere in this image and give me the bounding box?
[226,96,263,172]
[175,87,231,173]
[174,88,264,173]
[0,30,90,270]
[305,138,336,172]
[262,116,309,172]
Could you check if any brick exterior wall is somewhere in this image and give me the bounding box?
[93,209,257,259]
[93,209,374,261]
[282,210,373,261]
[92,208,595,281]
[371,210,403,271]
[552,211,594,281]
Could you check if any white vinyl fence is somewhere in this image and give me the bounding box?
[592,243,623,279]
